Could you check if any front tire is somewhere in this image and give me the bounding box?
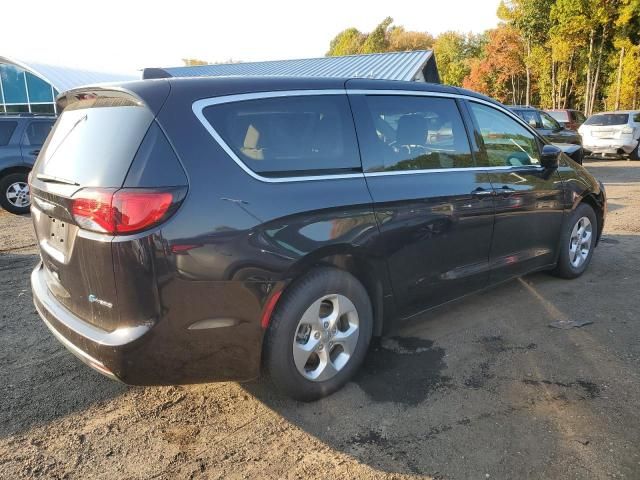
[263,267,373,401]
[0,172,31,215]
[551,203,597,279]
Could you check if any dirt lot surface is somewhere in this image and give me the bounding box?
[1,159,639,479]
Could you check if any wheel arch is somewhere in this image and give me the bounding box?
[578,193,605,245]
[0,165,31,179]
[284,245,390,337]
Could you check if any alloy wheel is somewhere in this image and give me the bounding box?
[292,294,360,382]
[569,216,593,268]
[5,181,30,208]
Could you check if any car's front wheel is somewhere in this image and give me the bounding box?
[0,172,31,215]
[551,203,597,279]
[263,267,373,401]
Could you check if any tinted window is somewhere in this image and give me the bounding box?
[574,111,586,123]
[0,64,28,104]
[469,102,540,167]
[633,113,640,123]
[22,121,53,146]
[514,109,540,128]
[584,114,629,126]
[547,111,569,122]
[25,72,54,103]
[352,95,473,172]
[540,111,561,130]
[124,122,187,187]
[30,104,56,114]
[34,100,154,187]
[0,121,17,146]
[203,95,360,177]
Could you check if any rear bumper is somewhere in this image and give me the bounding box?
[583,139,638,155]
[31,262,264,384]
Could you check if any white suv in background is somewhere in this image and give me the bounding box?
[579,111,640,160]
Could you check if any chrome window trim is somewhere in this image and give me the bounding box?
[192,90,363,184]
[192,89,544,183]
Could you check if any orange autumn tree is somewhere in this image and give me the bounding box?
[464,25,527,104]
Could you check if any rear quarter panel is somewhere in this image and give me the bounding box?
[151,84,386,379]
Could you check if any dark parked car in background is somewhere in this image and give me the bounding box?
[30,78,606,401]
[510,105,584,164]
[0,114,55,214]
[545,109,587,131]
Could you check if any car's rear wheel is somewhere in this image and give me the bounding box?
[551,203,597,279]
[629,142,640,161]
[263,267,373,401]
[0,172,31,215]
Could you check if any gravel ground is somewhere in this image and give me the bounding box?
[1,159,639,479]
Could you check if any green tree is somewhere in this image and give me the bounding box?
[360,17,394,53]
[327,18,434,57]
[433,31,485,86]
[327,28,365,56]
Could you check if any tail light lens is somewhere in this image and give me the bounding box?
[71,188,183,234]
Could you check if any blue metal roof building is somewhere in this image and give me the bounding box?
[143,50,439,83]
[0,56,136,114]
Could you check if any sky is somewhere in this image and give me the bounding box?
[1,0,500,74]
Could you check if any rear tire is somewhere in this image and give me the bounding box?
[629,142,640,161]
[263,267,373,401]
[0,172,31,215]
[550,203,597,279]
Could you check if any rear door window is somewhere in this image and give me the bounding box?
[201,95,361,177]
[0,121,17,146]
[469,102,540,167]
[22,121,54,146]
[350,94,473,172]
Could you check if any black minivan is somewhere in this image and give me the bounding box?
[30,77,606,400]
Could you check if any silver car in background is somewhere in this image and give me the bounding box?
[579,111,640,160]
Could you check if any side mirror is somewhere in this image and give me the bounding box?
[540,144,561,169]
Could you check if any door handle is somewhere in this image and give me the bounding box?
[470,187,494,197]
[30,149,41,156]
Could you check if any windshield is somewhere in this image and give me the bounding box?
[584,114,629,126]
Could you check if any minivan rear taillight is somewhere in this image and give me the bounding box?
[71,188,183,234]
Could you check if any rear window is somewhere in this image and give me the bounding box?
[584,114,629,126]
[0,121,17,146]
[202,95,361,177]
[34,98,154,187]
[547,111,569,122]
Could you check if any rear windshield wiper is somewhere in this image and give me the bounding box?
[35,173,80,186]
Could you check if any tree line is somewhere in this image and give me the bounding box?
[327,0,640,114]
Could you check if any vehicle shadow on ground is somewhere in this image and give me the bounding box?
[242,278,529,477]
[241,233,638,477]
[0,252,127,439]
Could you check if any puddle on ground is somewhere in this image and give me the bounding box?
[354,336,450,405]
